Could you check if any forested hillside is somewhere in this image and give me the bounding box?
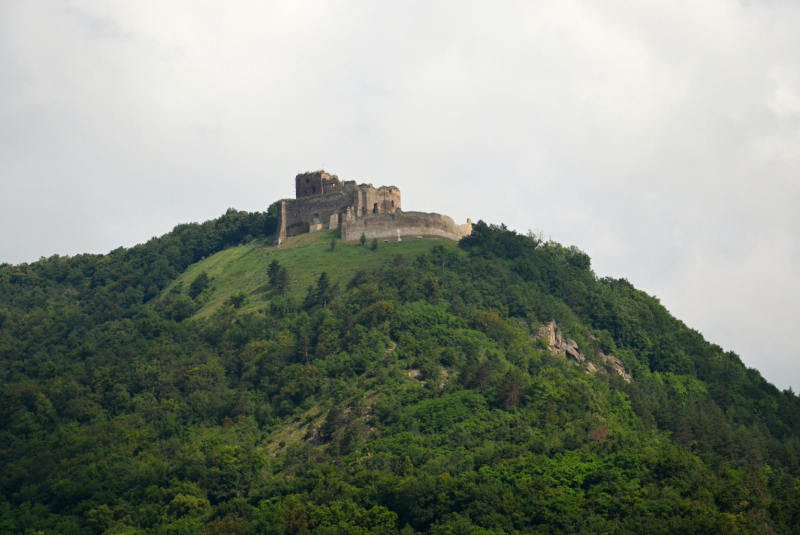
[1,208,800,534]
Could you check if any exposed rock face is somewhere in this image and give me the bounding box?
[535,321,631,382]
[599,352,632,383]
[536,321,584,362]
[537,321,563,352]
[564,339,585,363]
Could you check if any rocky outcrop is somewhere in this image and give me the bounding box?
[599,352,632,383]
[536,321,564,353]
[564,339,585,364]
[536,321,585,363]
[535,321,631,382]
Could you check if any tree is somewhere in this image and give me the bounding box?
[267,259,282,282]
[501,369,524,408]
[188,271,209,299]
[268,260,290,296]
[303,285,316,308]
[360,233,366,246]
[228,292,248,309]
[370,238,378,250]
[330,238,337,251]
[274,266,290,297]
[321,406,344,443]
[315,272,337,308]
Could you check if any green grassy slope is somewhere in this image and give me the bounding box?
[166,230,461,316]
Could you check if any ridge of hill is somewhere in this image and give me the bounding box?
[1,208,800,534]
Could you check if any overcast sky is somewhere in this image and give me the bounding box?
[2,0,800,390]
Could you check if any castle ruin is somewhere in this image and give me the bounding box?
[275,171,472,245]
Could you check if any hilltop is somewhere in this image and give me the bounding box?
[1,206,800,534]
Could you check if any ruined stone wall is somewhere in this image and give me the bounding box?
[322,177,355,195]
[295,171,326,198]
[351,186,401,216]
[276,191,357,244]
[341,210,472,242]
[277,175,406,245]
[365,186,401,215]
[296,170,359,198]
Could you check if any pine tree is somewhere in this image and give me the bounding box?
[267,259,282,283]
[275,266,290,296]
[315,272,337,308]
[268,260,290,295]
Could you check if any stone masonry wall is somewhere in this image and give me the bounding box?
[278,170,465,246]
[295,171,326,198]
[354,186,401,217]
[277,191,355,243]
[295,171,357,198]
[341,210,472,242]
[276,183,403,245]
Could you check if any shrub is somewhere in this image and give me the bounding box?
[228,292,248,309]
[188,271,209,299]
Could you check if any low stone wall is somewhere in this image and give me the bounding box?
[341,210,472,242]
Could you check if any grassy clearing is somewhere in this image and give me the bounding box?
[165,229,462,317]
[265,405,325,456]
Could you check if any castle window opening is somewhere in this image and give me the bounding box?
[312,186,316,193]
[391,200,394,207]
[373,203,378,213]
[306,178,309,183]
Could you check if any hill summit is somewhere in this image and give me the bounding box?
[1,196,799,534]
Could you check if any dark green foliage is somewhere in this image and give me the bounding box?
[306,271,337,309]
[227,291,248,309]
[371,238,378,250]
[1,216,800,533]
[0,205,277,321]
[267,259,282,282]
[360,233,367,246]
[268,260,290,297]
[188,271,209,299]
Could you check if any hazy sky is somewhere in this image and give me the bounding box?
[2,1,800,390]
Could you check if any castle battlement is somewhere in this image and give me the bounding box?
[275,171,470,245]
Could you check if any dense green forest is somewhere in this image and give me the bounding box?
[1,206,800,534]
